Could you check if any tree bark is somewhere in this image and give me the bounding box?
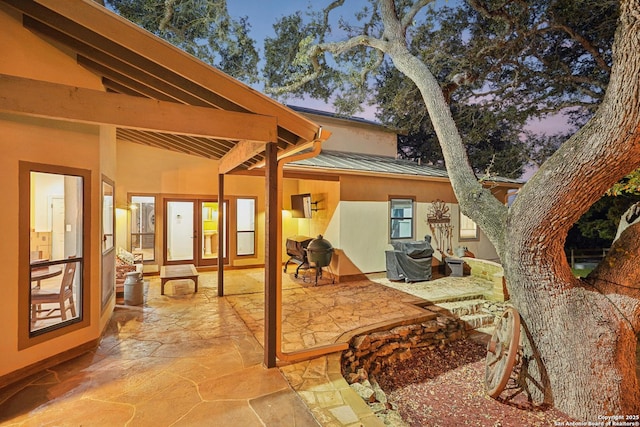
[290,0,640,418]
[382,0,640,419]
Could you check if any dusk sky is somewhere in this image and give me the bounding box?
[226,1,572,136]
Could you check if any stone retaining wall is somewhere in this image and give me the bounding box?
[463,257,508,302]
[341,313,467,383]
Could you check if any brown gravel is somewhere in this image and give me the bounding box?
[376,339,576,427]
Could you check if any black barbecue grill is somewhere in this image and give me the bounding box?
[284,235,313,278]
[284,235,335,285]
[305,235,335,285]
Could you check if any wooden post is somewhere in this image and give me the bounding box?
[217,173,225,297]
[264,142,278,368]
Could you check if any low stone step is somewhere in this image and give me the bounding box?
[428,293,486,304]
[460,313,496,331]
[436,298,487,317]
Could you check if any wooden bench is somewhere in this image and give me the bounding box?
[160,264,199,295]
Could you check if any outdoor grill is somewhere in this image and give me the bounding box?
[284,235,313,278]
[305,235,335,285]
[385,236,434,282]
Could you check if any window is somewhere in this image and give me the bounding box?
[130,195,155,261]
[102,180,114,253]
[102,178,115,309]
[459,212,479,240]
[236,198,256,256]
[390,198,414,239]
[20,162,90,344]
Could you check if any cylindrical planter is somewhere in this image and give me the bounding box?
[124,271,144,305]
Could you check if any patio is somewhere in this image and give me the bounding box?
[0,268,493,426]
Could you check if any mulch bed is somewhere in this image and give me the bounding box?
[376,339,576,427]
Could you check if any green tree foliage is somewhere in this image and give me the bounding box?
[374,0,617,176]
[105,0,259,83]
[263,0,618,178]
[568,194,640,249]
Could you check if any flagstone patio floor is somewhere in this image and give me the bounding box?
[0,268,493,426]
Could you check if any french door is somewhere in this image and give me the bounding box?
[164,198,227,267]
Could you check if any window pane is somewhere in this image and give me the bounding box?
[30,171,83,334]
[237,199,255,231]
[390,198,413,239]
[459,213,478,240]
[102,181,114,252]
[237,232,255,256]
[391,219,412,239]
[130,196,155,261]
[236,198,255,256]
[202,202,219,260]
[391,199,413,218]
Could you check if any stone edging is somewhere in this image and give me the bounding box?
[339,310,467,425]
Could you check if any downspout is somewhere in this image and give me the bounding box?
[275,129,348,363]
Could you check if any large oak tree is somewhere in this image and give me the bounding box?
[263,0,640,419]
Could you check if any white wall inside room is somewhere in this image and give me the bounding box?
[31,173,63,232]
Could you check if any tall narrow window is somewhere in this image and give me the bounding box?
[102,178,115,309]
[25,166,87,337]
[130,196,155,261]
[459,212,479,241]
[390,198,414,239]
[236,198,256,256]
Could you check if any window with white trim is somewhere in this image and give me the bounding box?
[459,212,479,240]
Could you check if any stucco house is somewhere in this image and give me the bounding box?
[282,107,520,279]
[0,0,520,386]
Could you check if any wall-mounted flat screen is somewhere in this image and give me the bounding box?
[291,193,312,218]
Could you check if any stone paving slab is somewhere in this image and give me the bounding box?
[0,272,320,427]
[0,269,494,427]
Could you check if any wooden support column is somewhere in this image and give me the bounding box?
[217,173,225,297]
[264,142,278,368]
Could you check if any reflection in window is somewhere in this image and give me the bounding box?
[390,198,414,239]
[102,181,114,252]
[202,201,219,260]
[459,212,479,240]
[237,198,255,256]
[130,196,155,261]
[29,171,83,334]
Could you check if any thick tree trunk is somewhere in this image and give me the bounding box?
[381,0,640,420]
[502,245,640,417]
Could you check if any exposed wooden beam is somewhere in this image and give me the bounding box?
[0,74,278,142]
[218,140,268,174]
[264,142,279,368]
[5,0,321,142]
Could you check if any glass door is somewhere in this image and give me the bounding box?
[165,200,196,264]
[164,199,227,267]
[198,200,227,266]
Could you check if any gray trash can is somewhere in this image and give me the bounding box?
[445,257,464,277]
[124,271,144,305]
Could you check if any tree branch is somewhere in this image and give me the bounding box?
[401,0,435,32]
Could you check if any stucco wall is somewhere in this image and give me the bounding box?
[0,5,114,378]
[116,140,274,268]
[0,115,104,377]
[302,113,397,158]
[287,172,501,276]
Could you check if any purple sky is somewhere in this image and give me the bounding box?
[228,1,571,142]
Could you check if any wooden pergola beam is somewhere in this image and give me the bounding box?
[218,140,268,174]
[0,74,277,143]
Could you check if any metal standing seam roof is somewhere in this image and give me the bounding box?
[287,150,524,185]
